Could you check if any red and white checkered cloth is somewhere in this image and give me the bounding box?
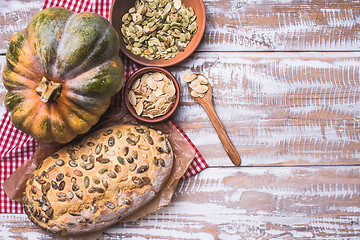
[0,0,207,214]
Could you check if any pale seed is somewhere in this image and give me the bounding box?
[84,163,94,170]
[69,160,77,167]
[92,176,100,184]
[194,85,208,94]
[129,90,137,105]
[115,130,123,139]
[103,129,113,136]
[129,163,137,171]
[95,143,103,154]
[84,176,90,188]
[105,201,115,210]
[197,75,209,84]
[74,170,83,177]
[183,73,197,82]
[107,170,117,179]
[55,159,65,166]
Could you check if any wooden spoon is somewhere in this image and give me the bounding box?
[186,74,241,166]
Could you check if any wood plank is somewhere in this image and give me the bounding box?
[1,52,359,167]
[1,0,360,54]
[0,0,42,54]
[0,166,359,239]
[168,52,360,166]
[200,0,360,51]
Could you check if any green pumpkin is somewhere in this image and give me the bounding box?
[2,7,124,143]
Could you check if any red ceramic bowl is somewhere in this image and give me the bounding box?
[124,67,180,123]
[110,0,206,67]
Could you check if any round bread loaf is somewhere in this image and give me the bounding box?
[22,124,173,235]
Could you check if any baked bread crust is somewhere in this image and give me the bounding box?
[22,124,173,235]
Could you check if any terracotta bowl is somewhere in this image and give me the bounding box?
[110,0,206,67]
[124,67,180,123]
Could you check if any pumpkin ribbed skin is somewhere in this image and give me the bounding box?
[2,7,124,143]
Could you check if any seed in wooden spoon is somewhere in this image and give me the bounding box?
[189,79,200,90]
[197,75,209,84]
[191,90,200,98]
[194,85,208,94]
[183,73,197,82]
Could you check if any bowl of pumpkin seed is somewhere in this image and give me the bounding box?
[124,67,180,122]
[110,0,206,67]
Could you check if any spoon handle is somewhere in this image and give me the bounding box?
[201,101,241,166]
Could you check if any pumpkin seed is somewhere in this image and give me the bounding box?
[160,159,166,167]
[72,183,80,191]
[87,142,95,147]
[69,212,80,216]
[146,135,154,145]
[142,176,151,184]
[153,157,159,166]
[115,130,122,139]
[108,137,115,147]
[55,159,65,166]
[76,191,83,200]
[74,170,83,177]
[52,153,60,159]
[41,185,49,196]
[132,150,138,159]
[124,198,132,205]
[103,129,113,136]
[45,207,53,218]
[132,176,143,185]
[56,173,64,182]
[106,150,115,156]
[96,157,110,164]
[137,165,149,173]
[67,191,74,200]
[31,186,37,194]
[47,165,56,173]
[124,147,129,156]
[84,163,94,170]
[158,137,164,142]
[89,155,95,163]
[95,143,103,154]
[69,160,78,167]
[84,176,90,188]
[98,168,107,174]
[70,154,78,160]
[117,156,125,165]
[129,163,137,171]
[71,177,77,183]
[90,204,98,214]
[107,170,117,179]
[51,180,58,190]
[114,165,122,173]
[102,178,109,188]
[92,176,100,184]
[81,154,88,161]
[58,181,65,191]
[105,201,115,210]
[38,179,46,184]
[138,144,150,150]
[126,137,136,146]
[127,157,134,164]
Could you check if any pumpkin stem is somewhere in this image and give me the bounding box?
[35,77,62,103]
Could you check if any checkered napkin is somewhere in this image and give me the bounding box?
[0,0,207,214]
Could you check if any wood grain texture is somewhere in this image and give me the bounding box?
[0,167,359,239]
[0,0,42,54]
[1,0,360,54]
[169,52,360,167]
[200,0,360,51]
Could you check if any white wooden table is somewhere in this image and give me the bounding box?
[0,0,359,239]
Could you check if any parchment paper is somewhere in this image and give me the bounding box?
[3,109,196,239]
